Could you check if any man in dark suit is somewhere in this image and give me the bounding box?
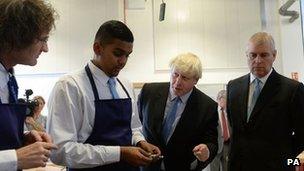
[138,53,218,171]
[227,32,304,171]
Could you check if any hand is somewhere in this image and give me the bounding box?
[25,117,35,124]
[16,141,57,169]
[120,146,153,166]
[24,130,53,145]
[137,140,162,162]
[192,144,209,162]
[25,117,45,132]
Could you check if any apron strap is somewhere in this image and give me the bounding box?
[85,65,100,100]
[116,78,130,98]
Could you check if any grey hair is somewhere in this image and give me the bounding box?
[246,32,276,52]
[216,90,227,101]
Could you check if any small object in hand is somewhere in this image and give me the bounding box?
[150,154,164,161]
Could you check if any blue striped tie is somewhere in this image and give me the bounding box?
[247,78,261,121]
[162,97,180,143]
[7,71,18,103]
[108,78,119,99]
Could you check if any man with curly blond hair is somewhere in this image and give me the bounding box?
[0,0,58,170]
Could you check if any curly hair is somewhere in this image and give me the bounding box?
[0,0,57,55]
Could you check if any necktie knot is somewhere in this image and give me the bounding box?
[108,77,119,99]
[108,77,116,87]
[255,78,261,87]
[173,96,181,103]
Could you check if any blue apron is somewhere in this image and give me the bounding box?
[68,65,138,171]
[0,99,26,171]
[0,102,26,150]
[0,65,26,170]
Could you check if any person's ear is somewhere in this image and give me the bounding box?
[93,42,103,56]
[272,49,277,60]
[194,78,198,85]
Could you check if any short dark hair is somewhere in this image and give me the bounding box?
[94,20,134,45]
[0,0,57,54]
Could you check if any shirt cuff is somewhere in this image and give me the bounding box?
[132,133,146,146]
[0,150,17,171]
[131,127,146,146]
[102,146,120,164]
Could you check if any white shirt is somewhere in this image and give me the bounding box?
[0,63,10,103]
[0,150,17,171]
[0,63,18,171]
[47,61,145,168]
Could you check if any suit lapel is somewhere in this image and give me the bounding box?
[239,74,250,125]
[150,84,169,141]
[249,70,280,122]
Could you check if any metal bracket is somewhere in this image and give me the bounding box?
[279,0,299,23]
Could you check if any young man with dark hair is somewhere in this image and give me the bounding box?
[48,20,161,171]
[0,0,58,170]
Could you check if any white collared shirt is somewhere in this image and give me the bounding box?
[247,68,273,112]
[0,63,18,171]
[47,61,145,168]
[0,63,9,103]
[0,150,17,171]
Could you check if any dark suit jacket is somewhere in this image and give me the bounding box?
[227,70,304,171]
[138,83,218,171]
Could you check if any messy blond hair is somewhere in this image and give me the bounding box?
[169,52,202,80]
[0,0,57,54]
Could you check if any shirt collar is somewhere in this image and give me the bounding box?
[0,62,6,73]
[0,62,9,89]
[250,68,273,85]
[169,88,193,104]
[88,60,116,86]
